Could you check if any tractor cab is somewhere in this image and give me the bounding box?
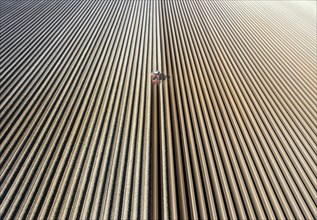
[151,70,163,85]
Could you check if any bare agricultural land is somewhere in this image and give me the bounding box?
[1,1,316,219]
